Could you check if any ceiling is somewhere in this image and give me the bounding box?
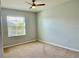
[1,0,71,12]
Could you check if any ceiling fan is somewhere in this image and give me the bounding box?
[25,0,45,9]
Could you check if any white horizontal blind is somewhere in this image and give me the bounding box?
[7,16,26,37]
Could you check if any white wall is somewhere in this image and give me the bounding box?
[0,19,3,57]
[38,0,79,50]
[2,8,37,47]
[0,0,3,57]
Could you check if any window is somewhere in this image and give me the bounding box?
[7,16,26,37]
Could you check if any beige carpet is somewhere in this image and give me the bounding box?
[4,41,79,58]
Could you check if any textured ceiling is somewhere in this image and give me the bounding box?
[1,0,71,12]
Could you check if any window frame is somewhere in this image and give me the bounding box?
[7,16,26,37]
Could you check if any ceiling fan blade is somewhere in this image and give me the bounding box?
[29,7,32,9]
[25,1,32,5]
[36,4,45,6]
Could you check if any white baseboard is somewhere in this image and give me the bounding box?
[4,39,79,52]
[39,40,79,52]
[4,39,36,48]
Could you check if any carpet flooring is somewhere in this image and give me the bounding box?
[4,41,79,58]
